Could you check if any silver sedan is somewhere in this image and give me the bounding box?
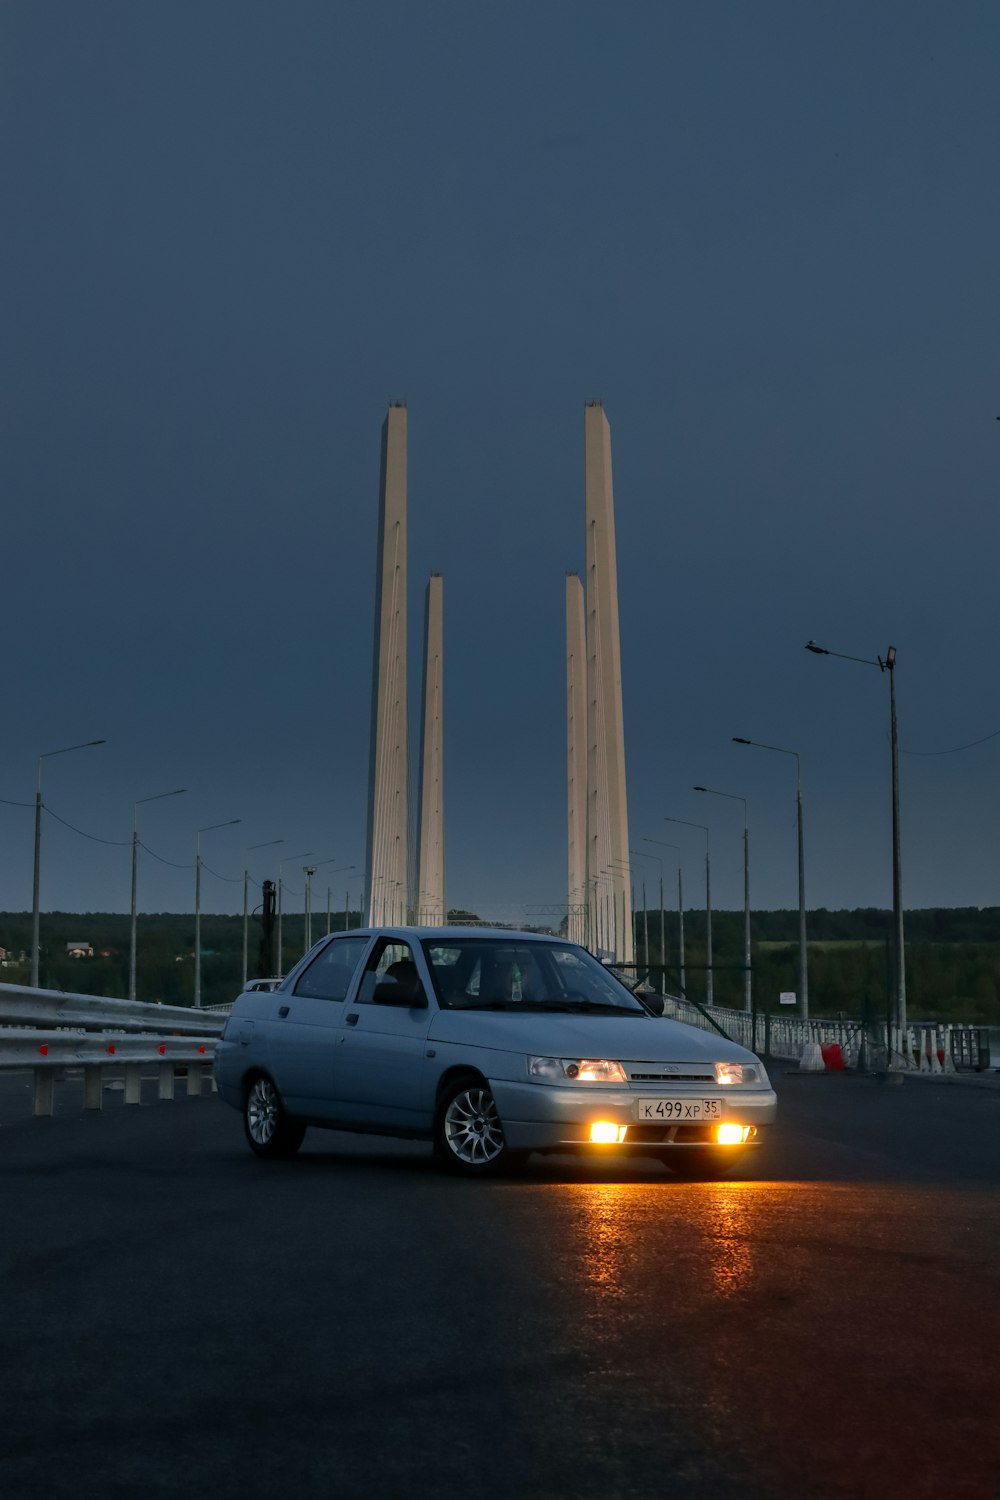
[214,927,777,1178]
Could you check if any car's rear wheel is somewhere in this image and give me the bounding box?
[243,1075,305,1159]
[434,1076,524,1176]
[667,1148,745,1180]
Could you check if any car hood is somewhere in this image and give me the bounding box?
[428,1009,756,1063]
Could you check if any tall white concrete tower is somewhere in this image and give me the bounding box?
[583,402,633,961]
[565,573,587,946]
[416,573,446,924]
[365,404,409,926]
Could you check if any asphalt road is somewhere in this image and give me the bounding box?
[1,1070,999,1500]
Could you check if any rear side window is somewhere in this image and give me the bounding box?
[293,936,370,1002]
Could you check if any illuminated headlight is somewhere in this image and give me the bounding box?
[528,1056,626,1083]
[714,1061,762,1086]
[716,1123,750,1145]
[590,1121,628,1143]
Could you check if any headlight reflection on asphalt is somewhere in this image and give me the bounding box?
[700,1182,758,1299]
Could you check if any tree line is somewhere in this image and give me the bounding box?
[631,906,1000,1023]
[1,906,997,1021]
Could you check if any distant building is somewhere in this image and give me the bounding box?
[66,942,94,959]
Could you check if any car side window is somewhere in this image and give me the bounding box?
[292,936,370,1002]
[356,939,426,1006]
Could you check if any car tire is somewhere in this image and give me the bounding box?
[434,1075,524,1177]
[667,1148,745,1181]
[243,1074,306,1159]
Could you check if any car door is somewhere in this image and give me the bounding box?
[336,938,437,1129]
[265,935,372,1115]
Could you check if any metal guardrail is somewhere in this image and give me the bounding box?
[609,965,996,1074]
[0,982,225,1116]
[0,982,223,1034]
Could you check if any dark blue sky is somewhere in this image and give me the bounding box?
[2,1,998,921]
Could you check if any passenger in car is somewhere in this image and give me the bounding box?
[486,956,536,1003]
[384,958,423,1003]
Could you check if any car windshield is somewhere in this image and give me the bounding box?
[420,937,649,1014]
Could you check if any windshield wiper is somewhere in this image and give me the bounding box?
[558,1000,643,1015]
[447,998,643,1015]
[459,1000,565,1012]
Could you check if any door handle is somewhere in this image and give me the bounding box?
[345,1012,359,1026]
[278,1005,290,1018]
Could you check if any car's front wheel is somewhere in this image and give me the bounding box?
[243,1075,306,1159]
[434,1076,524,1177]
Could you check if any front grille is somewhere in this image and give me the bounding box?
[628,1123,717,1144]
[629,1071,715,1084]
[626,1124,757,1146]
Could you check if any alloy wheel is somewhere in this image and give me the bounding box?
[246,1077,279,1147]
[443,1086,505,1165]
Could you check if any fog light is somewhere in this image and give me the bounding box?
[590,1121,627,1144]
[716,1123,748,1146]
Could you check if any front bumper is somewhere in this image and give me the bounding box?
[489,1078,777,1152]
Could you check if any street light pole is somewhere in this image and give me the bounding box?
[630,848,662,979]
[643,839,683,995]
[304,866,315,952]
[664,818,711,1004]
[806,640,906,1031]
[243,839,283,988]
[31,739,106,987]
[734,737,808,1019]
[308,863,355,949]
[694,787,751,1013]
[677,864,686,997]
[889,651,905,1032]
[276,851,314,979]
[608,857,630,954]
[194,818,241,1007]
[131,788,186,1002]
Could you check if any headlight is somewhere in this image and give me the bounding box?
[528,1056,626,1083]
[714,1062,762,1086]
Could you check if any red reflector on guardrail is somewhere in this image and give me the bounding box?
[39,1043,49,1056]
[158,1045,166,1055]
[106,1044,116,1055]
[198,1045,206,1054]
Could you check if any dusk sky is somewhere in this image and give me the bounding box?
[2,2,998,923]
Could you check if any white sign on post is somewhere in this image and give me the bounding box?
[779,992,797,1006]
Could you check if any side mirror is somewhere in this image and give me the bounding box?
[372,979,428,1008]
[640,993,665,1016]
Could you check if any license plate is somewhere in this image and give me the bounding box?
[637,1097,724,1122]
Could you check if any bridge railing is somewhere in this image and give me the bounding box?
[657,992,970,1074]
[0,982,226,1116]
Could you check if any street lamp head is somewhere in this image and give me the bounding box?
[40,737,108,763]
[692,786,707,793]
[732,737,751,745]
[805,640,828,655]
[885,645,897,668]
[137,787,186,807]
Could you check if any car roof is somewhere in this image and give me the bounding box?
[333,926,566,943]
